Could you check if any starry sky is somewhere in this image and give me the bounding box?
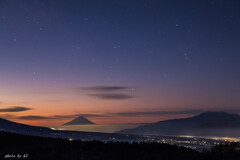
[0,0,240,126]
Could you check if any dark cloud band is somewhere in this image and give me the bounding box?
[81,86,132,92]
[0,106,32,112]
[18,115,53,120]
[80,85,134,100]
[89,93,134,100]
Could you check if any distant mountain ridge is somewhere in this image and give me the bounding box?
[118,111,240,137]
[63,116,95,125]
[0,117,129,140]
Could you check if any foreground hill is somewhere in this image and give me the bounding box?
[0,131,206,160]
[118,112,240,137]
[63,116,95,125]
[1,131,240,160]
[0,117,51,134]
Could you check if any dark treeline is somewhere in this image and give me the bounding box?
[0,132,240,160]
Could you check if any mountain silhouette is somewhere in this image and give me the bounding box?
[118,111,240,137]
[0,117,123,140]
[63,116,95,125]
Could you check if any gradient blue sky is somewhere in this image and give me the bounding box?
[0,0,239,125]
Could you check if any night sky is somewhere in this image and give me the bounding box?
[0,0,240,126]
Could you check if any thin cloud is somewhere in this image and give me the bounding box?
[89,93,134,100]
[16,113,108,120]
[52,114,108,118]
[18,115,54,120]
[80,114,109,118]
[51,115,76,119]
[52,113,109,119]
[111,110,202,117]
[0,106,32,112]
